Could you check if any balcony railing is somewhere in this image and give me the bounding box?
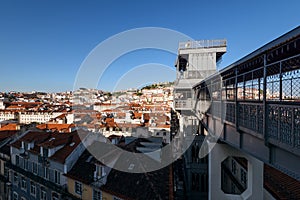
[238,102,264,134]
[174,99,193,110]
[267,103,300,148]
[179,39,227,50]
[203,100,300,150]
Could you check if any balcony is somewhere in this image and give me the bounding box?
[174,99,193,110]
[179,39,227,50]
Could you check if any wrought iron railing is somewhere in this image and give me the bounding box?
[238,102,264,134]
[208,101,222,119]
[204,100,299,149]
[267,103,300,148]
[174,99,193,110]
[225,101,236,124]
[179,39,227,50]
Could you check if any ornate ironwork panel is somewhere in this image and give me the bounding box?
[267,105,279,139]
[238,103,263,134]
[295,107,300,148]
[225,102,235,124]
[211,101,222,118]
[279,106,293,145]
[257,105,264,134]
[267,104,300,148]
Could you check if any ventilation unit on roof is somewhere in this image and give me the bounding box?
[69,142,75,147]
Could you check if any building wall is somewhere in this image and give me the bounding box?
[102,191,115,200]
[0,101,5,110]
[10,172,62,200]
[0,111,16,122]
[183,134,208,200]
[263,189,276,200]
[67,178,93,200]
[209,143,264,200]
[0,159,5,176]
[18,112,62,124]
[221,156,248,192]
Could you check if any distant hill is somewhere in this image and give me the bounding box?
[140,82,174,90]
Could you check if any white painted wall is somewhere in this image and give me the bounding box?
[208,142,264,200]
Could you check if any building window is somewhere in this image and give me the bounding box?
[43,148,49,157]
[241,169,247,185]
[191,173,200,191]
[21,177,27,190]
[41,187,47,200]
[44,167,49,180]
[52,192,59,200]
[231,160,237,175]
[75,181,82,195]
[30,181,36,196]
[24,142,28,150]
[23,160,28,170]
[13,173,18,185]
[54,170,60,184]
[32,162,37,174]
[13,192,18,200]
[191,144,199,163]
[16,155,20,166]
[4,166,8,178]
[93,190,102,200]
[200,174,208,192]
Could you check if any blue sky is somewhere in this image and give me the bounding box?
[0,0,299,92]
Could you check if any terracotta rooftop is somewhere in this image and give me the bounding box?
[6,105,26,110]
[36,123,74,133]
[49,132,83,164]
[0,123,19,131]
[116,123,141,128]
[10,131,49,149]
[65,140,171,200]
[10,130,86,164]
[156,124,171,129]
[64,149,96,184]
[104,118,118,128]
[102,150,171,200]
[0,130,18,142]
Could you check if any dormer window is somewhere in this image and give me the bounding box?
[21,142,29,151]
[42,148,49,158]
[95,164,105,180]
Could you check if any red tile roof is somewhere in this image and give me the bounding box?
[0,130,18,142]
[48,132,83,164]
[11,130,86,164]
[0,123,19,131]
[11,131,49,149]
[36,123,74,133]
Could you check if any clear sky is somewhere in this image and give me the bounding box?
[0,0,299,92]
